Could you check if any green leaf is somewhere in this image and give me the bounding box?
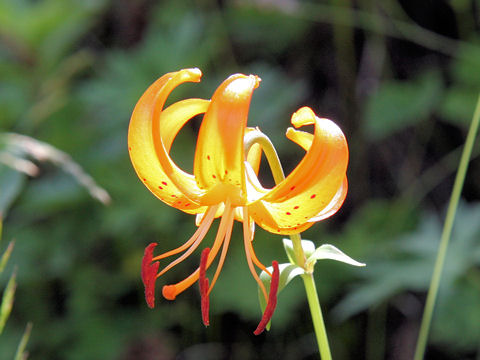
[365,71,442,140]
[0,270,16,334]
[257,262,305,331]
[282,238,315,264]
[0,165,25,217]
[439,86,478,127]
[333,201,480,335]
[305,244,366,270]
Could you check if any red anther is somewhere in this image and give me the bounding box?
[199,248,210,326]
[254,260,280,335]
[141,243,160,308]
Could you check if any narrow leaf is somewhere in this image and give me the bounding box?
[14,322,33,360]
[0,269,16,334]
[0,241,15,274]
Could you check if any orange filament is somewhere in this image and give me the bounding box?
[254,260,280,335]
[207,204,235,295]
[242,206,268,301]
[245,238,271,276]
[156,220,209,278]
[199,247,210,326]
[161,199,234,300]
[152,205,218,262]
[244,217,271,276]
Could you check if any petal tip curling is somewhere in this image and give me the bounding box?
[181,67,202,82]
[291,106,316,128]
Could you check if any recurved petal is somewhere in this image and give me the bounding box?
[193,74,260,206]
[128,69,208,213]
[309,177,348,222]
[248,107,348,234]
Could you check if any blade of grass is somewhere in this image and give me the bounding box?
[1,133,111,205]
[414,93,480,359]
[14,322,33,360]
[0,269,17,334]
[0,241,15,274]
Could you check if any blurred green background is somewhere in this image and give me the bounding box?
[1,0,480,359]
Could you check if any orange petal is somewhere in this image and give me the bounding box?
[309,177,348,222]
[128,69,208,213]
[193,74,260,206]
[248,107,348,234]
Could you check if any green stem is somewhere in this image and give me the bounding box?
[245,130,332,359]
[290,233,306,269]
[302,273,332,360]
[244,130,285,184]
[414,93,480,360]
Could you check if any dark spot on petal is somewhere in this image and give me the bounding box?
[294,206,299,209]
[310,194,316,199]
[286,212,291,215]
[162,181,168,186]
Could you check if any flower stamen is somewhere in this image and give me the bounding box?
[152,205,218,262]
[254,260,280,335]
[162,200,234,300]
[199,247,210,326]
[156,206,217,279]
[207,203,235,295]
[141,243,161,308]
[242,206,268,301]
[245,237,271,277]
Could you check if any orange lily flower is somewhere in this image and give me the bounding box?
[128,68,348,333]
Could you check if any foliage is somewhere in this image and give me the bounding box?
[0,221,31,359]
[333,202,480,349]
